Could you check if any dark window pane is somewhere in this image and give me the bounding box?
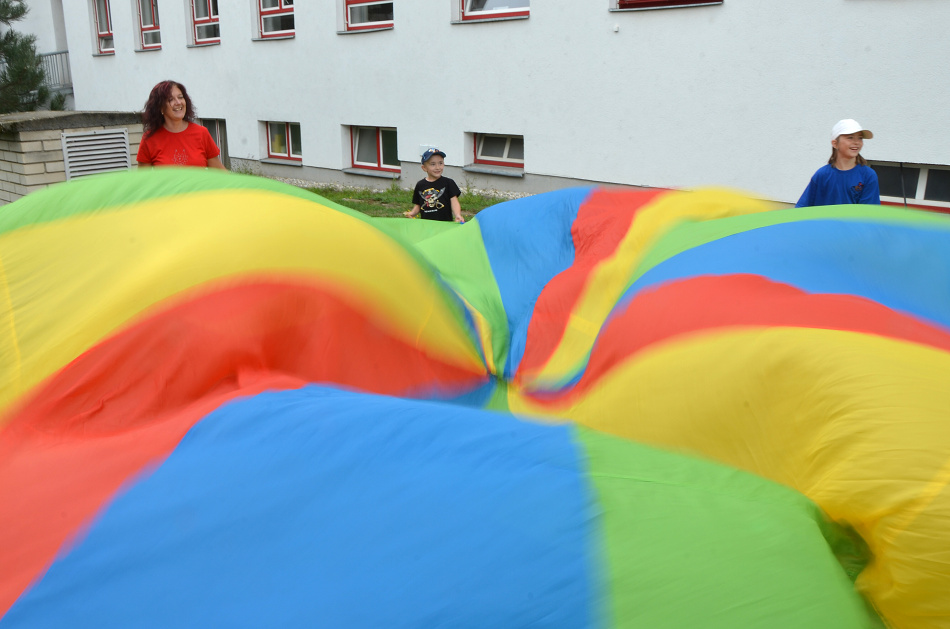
[468,0,528,9]
[480,135,507,158]
[263,14,294,32]
[355,128,378,164]
[351,3,393,23]
[196,23,219,40]
[201,119,229,168]
[96,0,111,31]
[620,0,716,7]
[508,137,524,160]
[269,122,287,155]
[924,169,950,202]
[872,164,918,199]
[290,124,302,156]
[381,129,398,167]
[140,0,155,26]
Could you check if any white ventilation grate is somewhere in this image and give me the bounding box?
[61,129,131,180]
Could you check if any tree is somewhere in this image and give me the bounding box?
[0,0,49,114]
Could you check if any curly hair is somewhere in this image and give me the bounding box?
[141,81,196,137]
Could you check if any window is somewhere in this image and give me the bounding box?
[474,133,524,168]
[136,0,161,49]
[201,119,229,169]
[460,0,528,21]
[192,0,220,44]
[871,162,950,211]
[93,0,114,53]
[260,0,294,38]
[350,126,399,172]
[345,0,394,30]
[615,0,722,9]
[267,122,302,160]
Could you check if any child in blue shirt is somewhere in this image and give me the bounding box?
[796,119,880,207]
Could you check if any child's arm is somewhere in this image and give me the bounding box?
[404,204,421,218]
[450,197,464,223]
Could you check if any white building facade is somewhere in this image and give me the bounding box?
[14,0,950,207]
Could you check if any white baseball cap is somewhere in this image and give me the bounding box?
[831,119,873,141]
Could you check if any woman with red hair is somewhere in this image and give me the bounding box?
[136,80,226,169]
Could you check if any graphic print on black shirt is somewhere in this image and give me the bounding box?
[412,176,462,221]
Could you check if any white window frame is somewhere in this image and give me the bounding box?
[266,121,302,161]
[871,161,950,212]
[136,0,161,50]
[345,0,394,31]
[474,133,524,168]
[192,0,220,44]
[350,126,399,172]
[259,0,295,38]
[611,0,722,10]
[93,0,115,54]
[459,0,529,21]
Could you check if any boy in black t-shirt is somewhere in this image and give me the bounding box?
[404,148,464,223]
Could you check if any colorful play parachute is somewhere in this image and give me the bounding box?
[2,169,949,627]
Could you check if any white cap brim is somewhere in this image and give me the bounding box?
[831,119,873,141]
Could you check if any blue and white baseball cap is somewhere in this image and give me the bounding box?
[421,148,446,163]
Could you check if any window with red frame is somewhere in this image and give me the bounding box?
[351,126,399,172]
[461,0,528,21]
[93,0,114,53]
[267,122,302,161]
[345,0,394,31]
[137,0,161,49]
[192,0,220,44]
[474,134,524,168]
[872,162,950,212]
[260,0,294,37]
[617,0,721,9]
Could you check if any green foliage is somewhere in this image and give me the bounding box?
[223,165,512,219]
[0,0,49,114]
[49,91,66,111]
[306,184,507,219]
[0,0,27,26]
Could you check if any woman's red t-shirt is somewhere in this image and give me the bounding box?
[136,123,220,167]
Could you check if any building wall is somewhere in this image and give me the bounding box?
[55,0,950,204]
[7,0,67,53]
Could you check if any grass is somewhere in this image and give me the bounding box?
[304,181,510,220]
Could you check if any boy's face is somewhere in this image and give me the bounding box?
[422,155,445,180]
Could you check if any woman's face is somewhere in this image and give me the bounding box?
[162,86,186,122]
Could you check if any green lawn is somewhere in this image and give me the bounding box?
[304,184,510,220]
